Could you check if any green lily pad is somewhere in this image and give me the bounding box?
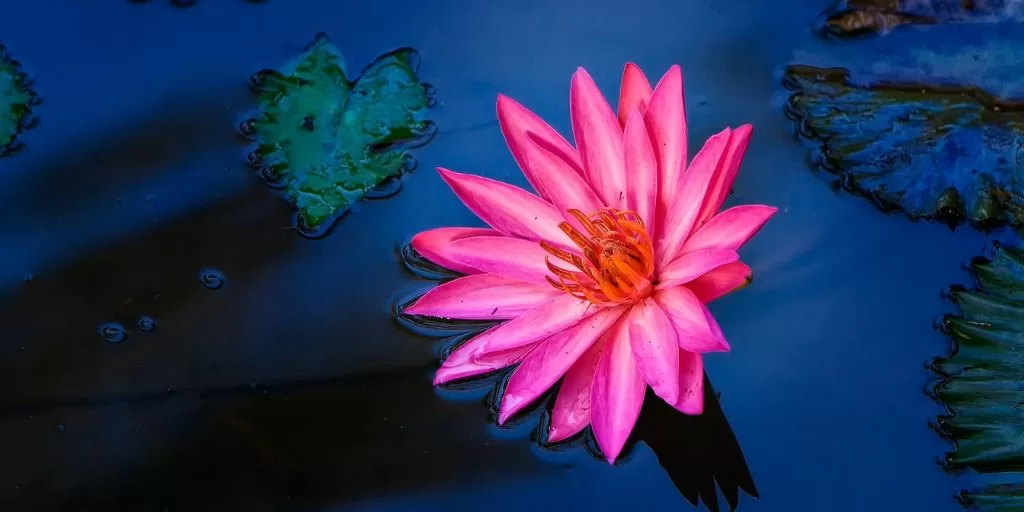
[783,64,1024,229]
[241,33,436,237]
[0,44,39,157]
[932,242,1024,510]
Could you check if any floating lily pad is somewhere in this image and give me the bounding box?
[241,33,437,237]
[791,25,1024,102]
[782,64,1024,229]
[0,44,39,157]
[932,242,1024,510]
[818,0,1017,38]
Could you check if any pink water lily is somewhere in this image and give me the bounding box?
[406,63,776,463]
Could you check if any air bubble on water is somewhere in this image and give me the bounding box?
[22,273,32,281]
[137,316,157,332]
[99,322,126,343]
[199,269,225,290]
[56,424,65,433]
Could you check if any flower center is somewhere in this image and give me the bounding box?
[540,208,656,306]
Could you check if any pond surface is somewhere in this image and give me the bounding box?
[0,0,1004,510]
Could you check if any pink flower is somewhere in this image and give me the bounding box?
[405,63,776,463]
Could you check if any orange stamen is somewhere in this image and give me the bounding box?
[540,208,656,305]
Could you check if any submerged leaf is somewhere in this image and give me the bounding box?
[243,33,436,234]
[933,243,1024,509]
[818,0,1018,38]
[0,43,39,157]
[782,64,1024,229]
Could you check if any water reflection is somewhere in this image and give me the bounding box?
[396,244,758,511]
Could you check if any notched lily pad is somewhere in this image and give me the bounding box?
[783,64,1024,229]
[818,0,1016,38]
[0,44,40,157]
[241,33,437,237]
[931,242,1024,510]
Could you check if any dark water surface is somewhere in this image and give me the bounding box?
[0,0,998,510]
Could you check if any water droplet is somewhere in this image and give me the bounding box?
[137,316,157,332]
[199,269,225,290]
[99,322,126,343]
[55,424,65,433]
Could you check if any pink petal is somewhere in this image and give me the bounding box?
[654,286,729,353]
[695,124,754,227]
[497,305,628,424]
[570,67,627,209]
[411,227,501,274]
[617,63,653,128]
[623,109,658,233]
[627,299,679,404]
[440,295,597,373]
[683,205,777,253]
[645,66,687,218]
[437,168,572,248]
[548,340,606,442]
[405,274,560,320]
[523,132,605,224]
[687,261,752,303]
[658,249,739,289]
[497,94,586,199]
[591,316,646,463]
[655,128,731,266]
[444,236,557,286]
[434,344,536,385]
[672,349,705,415]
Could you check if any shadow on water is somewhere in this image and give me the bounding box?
[0,368,549,511]
[0,86,547,511]
[635,378,759,512]
[0,181,300,403]
[0,86,252,229]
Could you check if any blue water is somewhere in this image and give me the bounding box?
[0,0,1001,510]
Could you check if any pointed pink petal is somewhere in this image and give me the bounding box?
[654,286,730,353]
[444,236,556,286]
[497,94,585,200]
[434,343,536,385]
[687,261,752,303]
[672,349,705,415]
[440,295,596,372]
[411,227,501,274]
[591,316,646,463]
[437,168,573,248]
[497,305,628,424]
[523,131,604,223]
[617,63,653,128]
[658,249,738,289]
[683,205,777,253]
[627,299,679,404]
[405,274,560,320]
[695,124,754,227]
[623,109,658,232]
[645,66,687,217]
[655,128,731,266]
[548,340,606,442]
[570,67,627,209]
